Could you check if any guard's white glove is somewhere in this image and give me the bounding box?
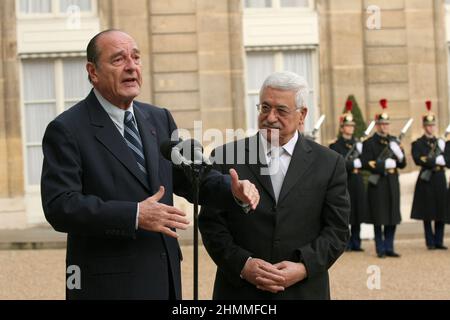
[385,158,397,169]
[389,141,404,161]
[436,155,446,166]
[356,142,363,154]
[438,139,446,152]
[353,158,362,169]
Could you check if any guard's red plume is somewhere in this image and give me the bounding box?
[345,100,353,112]
[380,99,388,109]
[426,100,432,111]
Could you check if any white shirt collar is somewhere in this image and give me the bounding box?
[282,131,298,157]
[260,130,299,157]
[93,89,136,131]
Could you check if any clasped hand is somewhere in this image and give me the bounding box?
[241,258,307,293]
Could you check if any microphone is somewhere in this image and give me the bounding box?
[160,138,212,167]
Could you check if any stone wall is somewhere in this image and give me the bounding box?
[98,0,246,134]
[318,0,449,172]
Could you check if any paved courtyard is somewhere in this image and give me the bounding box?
[0,237,449,300]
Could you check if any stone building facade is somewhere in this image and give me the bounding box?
[0,0,449,228]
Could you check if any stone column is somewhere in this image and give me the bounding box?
[432,0,448,134]
[197,0,236,132]
[0,0,27,228]
[0,0,23,198]
[228,0,247,130]
[317,0,367,143]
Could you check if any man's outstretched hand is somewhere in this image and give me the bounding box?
[230,168,260,210]
[138,186,190,238]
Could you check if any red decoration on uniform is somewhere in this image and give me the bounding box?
[345,100,353,112]
[426,100,432,111]
[380,99,388,110]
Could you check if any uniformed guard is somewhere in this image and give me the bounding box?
[330,99,367,252]
[361,99,407,258]
[411,101,448,250]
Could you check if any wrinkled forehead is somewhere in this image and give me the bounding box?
[261,87,297,104]
[98,31,139,54]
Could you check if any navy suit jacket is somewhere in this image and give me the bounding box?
[41,90,233,299]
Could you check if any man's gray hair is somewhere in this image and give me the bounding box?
[259,71,310,109]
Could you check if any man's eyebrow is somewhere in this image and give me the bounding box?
[261,101,289,108]
[110,50,125,60]
[109,48,140,60]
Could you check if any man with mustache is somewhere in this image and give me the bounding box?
[40,30,259,300]
[199,71,350,299]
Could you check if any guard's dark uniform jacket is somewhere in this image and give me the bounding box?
[411,135,448,222]
[361,133,406,225]
[330,137,367,225]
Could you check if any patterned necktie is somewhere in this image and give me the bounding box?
[124,111,147,176]
[268,147,286,203]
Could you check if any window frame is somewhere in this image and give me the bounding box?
[20,57,91,190]
[16,0,98,19]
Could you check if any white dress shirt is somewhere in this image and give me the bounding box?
[261,130,299,175]
[260,130,298,202]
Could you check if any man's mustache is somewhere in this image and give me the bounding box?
[261,123,282,130]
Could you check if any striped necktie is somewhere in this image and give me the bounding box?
[124,111,147,176]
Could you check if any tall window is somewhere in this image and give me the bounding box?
[59,0,92,12]
[18,0,93,15]
[245,49,317,132]
[245,0,311,8]
[22,58,91,186]
[19,0,51,13]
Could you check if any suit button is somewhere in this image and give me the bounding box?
[272,206,277,212]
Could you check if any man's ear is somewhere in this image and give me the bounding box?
[86,62,98,84]
[299,107,308,126]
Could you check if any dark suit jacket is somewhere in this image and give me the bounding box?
[41,90,234,300]
[360,134,406,225]
[198,134,350,300]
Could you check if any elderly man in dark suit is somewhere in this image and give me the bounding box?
[40,29,259,300]
[199,71,350,300]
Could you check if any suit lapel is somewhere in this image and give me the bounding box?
[134,105,160,193]
[87,91,151,192]
[277,135,314,204]
[245,134,276,202]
